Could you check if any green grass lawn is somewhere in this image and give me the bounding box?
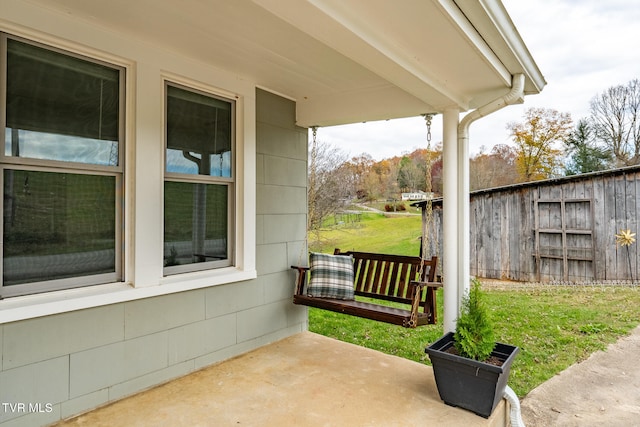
[306,212,640,398]
[309,211,422,254]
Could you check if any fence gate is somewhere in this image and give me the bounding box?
[534,191,595,282]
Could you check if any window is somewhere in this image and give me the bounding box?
[0,34,124,297]
[164,83,234,275]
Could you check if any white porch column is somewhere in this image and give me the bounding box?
[442,107,460,333]
[457,113,471,316]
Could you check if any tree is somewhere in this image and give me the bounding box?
[308,138,349,234]
[343,153,375,199]
[507,107,572,182]
[590,78,640,166]
[564,118,613,175]
[394,146,442,195]
[397,155,421,192]
[413,145,443,195]
[469,144,519,190]
[429,155,443,196]
[367,159,396,200]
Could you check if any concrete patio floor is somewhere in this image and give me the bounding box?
[53,332,510,427]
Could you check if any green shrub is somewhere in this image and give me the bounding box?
[454,279,496,361]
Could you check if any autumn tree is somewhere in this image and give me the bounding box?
[411,146,443,195]
[507,107,572,182]
[367,159,396,200]
[590,78,640,166]
[429,156,443,195]
[469,144,519,190]
[564,118,613,175]
[342,153,375,199]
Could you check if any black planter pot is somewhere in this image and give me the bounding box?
[425,332,519,418]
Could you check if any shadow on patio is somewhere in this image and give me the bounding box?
[53,332,509,426]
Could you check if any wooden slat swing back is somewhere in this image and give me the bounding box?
[292,249,441,328]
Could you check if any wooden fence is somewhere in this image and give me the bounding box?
[419,166,640,283]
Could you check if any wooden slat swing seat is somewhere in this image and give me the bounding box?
[292,249,441,328]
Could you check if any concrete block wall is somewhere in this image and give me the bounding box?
[0,89,308,426]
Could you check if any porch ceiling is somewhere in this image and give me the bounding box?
[25,0,545,127]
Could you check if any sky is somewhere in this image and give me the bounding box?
[312,0,640,161]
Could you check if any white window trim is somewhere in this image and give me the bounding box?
[0,30,257,324]
[157,72,256,282]
[0,268,256,324]
[163,80,236,275]
[0,33,127,298]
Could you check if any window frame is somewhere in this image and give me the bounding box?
[163,80,236,276]
[0,33,126,298]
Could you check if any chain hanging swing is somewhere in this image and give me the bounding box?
[409,113,441,326]
[421,114,438,259]
[298,126,319,266]
[418,114,439,272]
[308,126,319,231]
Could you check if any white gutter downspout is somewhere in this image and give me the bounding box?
[454,73,526,427]
[442,73,525,333]
[455,73,525,307]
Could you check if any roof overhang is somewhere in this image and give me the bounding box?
[18,0,545,127]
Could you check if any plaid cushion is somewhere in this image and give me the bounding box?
[307,252,354,300]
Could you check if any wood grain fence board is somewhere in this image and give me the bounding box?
[614,175,628,279]
[491,194,502,277]
[507,192,519,279]
[484,194,493,277]
[625,173,638,280]
[474,195,486,277]
[602,174,616,279]
[530,190,537,281]
[478,195,488,277]
[500,193,510,278]
[491,194,499,278]
[524,190,536,281]
[634,173,640,279]
[587,179,597,280]
[592,177,605,280]
[470,201,478,277]
[471,200,478,278]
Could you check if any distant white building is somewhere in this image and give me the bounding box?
[401,191,433,201]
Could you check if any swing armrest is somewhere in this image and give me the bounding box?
[407,280,442,326]
[410,280,443,290]
[408,281,440,311]
[291,266,310,295]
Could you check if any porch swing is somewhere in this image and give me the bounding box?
[292,116,442,328]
